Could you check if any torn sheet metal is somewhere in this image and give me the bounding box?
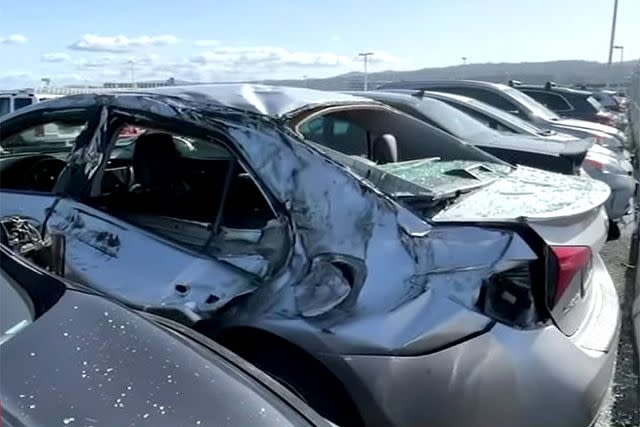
[2,90,546,356]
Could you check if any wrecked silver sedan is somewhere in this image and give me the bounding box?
[0,85,620,427]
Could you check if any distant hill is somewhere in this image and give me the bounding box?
[261,59,640,91]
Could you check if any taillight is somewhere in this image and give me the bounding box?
[480,263,536,327]
[594,112,615,127]
[583,158,603,171]
[551,246,591,305]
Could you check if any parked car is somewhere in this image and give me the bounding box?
[572,86,630,112]
[351,89,592,175]
[508,81,628,130]
[0,245,333,427]
[378,80,628,150]
[371,89,636,236]
[0,89,60,118]
[0,85,619,427]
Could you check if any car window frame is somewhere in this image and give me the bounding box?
[82,107,294,264]
[0,106,103,197]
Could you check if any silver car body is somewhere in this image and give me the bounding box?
[407,90,636,222]
[0,85,620,427]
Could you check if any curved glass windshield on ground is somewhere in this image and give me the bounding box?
[504,88,560,120]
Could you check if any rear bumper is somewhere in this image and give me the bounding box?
[322,259,620,427]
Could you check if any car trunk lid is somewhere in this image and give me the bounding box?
[473,134,591,175]
[554,118,619,137]
[377,160,610,336]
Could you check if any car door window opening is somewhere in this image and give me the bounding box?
[84,123,287,273]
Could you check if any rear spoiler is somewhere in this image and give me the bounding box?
[559,137,594,170]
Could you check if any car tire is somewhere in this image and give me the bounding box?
[217,330,364,427]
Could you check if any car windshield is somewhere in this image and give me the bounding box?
[586,96,605,112]
[310,141,513,200]
[464,98,549,135]
[504,87,560,120]
[0,120,87,155]
[593,92,618,107]
[416,98,498,139]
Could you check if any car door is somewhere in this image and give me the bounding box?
[43,109,265,323]
[0,107,102,246]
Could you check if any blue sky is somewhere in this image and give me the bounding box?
[1,0,638,88]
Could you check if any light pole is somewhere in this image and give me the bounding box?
[128,60,136,87]
[607,0,619,66]
[358,52,374,91]
[613,45,624,64]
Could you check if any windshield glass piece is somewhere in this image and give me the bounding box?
[378,159,512,195]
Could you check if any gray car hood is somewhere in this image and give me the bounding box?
[378,160,610,221]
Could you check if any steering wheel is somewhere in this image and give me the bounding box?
[23,157,67,192]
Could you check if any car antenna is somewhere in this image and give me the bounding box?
[412,89,426,98]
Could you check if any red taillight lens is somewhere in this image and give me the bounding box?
[594,112,615,127]
[583,158,603,170]
[551,246,591,304]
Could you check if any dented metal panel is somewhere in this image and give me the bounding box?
[0,90,539,351]
[0,87,619,427]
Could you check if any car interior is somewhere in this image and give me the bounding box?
[0,120,87,193]
[0,121,289,277]
[86,126,288,275]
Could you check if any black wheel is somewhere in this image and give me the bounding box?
[218,330,364,427]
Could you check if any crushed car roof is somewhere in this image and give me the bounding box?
[0,84,380,123]
[146,84,378,117]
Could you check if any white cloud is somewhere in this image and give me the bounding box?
[69,34,178,52]
[75,53,160,69]
[191,46,352,69]
[42,52,72,63]
[356,50,401,64]
[194,39,220,47]
[0,34,28,44]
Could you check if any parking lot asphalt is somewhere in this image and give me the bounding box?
[595,228,640,427]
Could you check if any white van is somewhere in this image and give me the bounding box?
[0,90,61,117]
